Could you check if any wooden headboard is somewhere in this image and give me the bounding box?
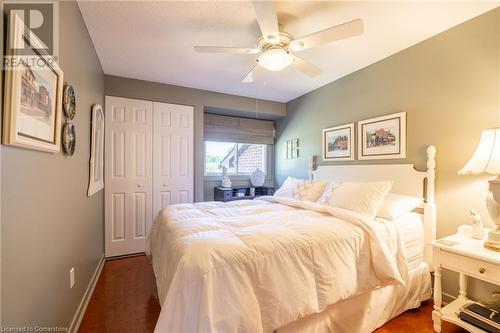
[311,145,437,268]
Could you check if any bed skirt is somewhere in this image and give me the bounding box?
[278,262,432,333]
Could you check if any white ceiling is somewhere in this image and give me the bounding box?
[78,1,498,103]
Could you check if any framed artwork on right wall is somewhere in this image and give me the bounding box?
[357,112,406,160]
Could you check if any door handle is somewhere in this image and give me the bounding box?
[162,183,167,187]
[137,184,142,188]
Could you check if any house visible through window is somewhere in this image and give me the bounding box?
[205,141,266,175]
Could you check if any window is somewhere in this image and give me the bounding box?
[205,141,267,175]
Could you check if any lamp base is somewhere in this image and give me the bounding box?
[484,229,500,252]
[484,178,500,252]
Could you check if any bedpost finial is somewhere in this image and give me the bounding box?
[427,145,436,171]
[426,145,436,204]
[427,145,436,156]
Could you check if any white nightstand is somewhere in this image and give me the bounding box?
[431,234,500,332]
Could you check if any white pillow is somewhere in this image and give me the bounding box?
[294,180,328,201]
[274,177,327,202]
[273,176,301,198]
[325,181,393,217]
[377,193,423,220]
[316,182,338,205]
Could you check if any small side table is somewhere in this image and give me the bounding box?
[431,234,500,332]
[214,186,275,202]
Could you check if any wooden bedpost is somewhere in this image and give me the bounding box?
[424,145,437,269]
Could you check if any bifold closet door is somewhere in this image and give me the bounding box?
[105,96,153,257]
[153,102,194,216]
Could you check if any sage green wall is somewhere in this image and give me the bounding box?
[104,75,286,202]
[276,8,500,301]
[1,1,104,327]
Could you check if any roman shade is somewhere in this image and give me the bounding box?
[204,113,275,145]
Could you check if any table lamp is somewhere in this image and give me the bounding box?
[458,127,500,251]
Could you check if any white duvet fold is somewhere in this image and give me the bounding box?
[146,197,408,333]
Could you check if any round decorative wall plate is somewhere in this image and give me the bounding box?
[62,122,76,156]
[63,83,76,119]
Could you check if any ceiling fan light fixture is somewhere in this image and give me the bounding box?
[257,48,294,71]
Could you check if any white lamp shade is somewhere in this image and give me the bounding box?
[458,128,500,175]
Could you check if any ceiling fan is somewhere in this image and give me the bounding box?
[194,1,364,83]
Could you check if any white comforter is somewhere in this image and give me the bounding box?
[146,197,408,333]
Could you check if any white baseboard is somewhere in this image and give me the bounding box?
[68,255,105,333]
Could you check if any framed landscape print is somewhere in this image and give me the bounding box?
[322,123,354,161]
[357,112,406,160]
[3,12,63,152]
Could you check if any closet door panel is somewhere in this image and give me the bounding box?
[170,105,194,204]
[105,96,152,257]
[132,192,147,238]
[153,102,194,215]
[111,131,126,181]
[111,192,126,241]
[159,191,172,208]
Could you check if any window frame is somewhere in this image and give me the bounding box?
[204,141,268,177]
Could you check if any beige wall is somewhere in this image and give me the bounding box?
[276,8,499,301]
[104,75,286,202]
[1,1,104,327]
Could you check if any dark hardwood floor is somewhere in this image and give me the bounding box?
[79,256,467,333]
[78,255,160,333]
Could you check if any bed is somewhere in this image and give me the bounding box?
[146,146,437,333]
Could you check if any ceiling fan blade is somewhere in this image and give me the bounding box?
[251,0,280,44]
[289,19,364,51]
[242,63,259,83]
[194,46,260,54]
[293,56,322,77]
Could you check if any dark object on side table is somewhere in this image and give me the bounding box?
[458,303,500,333]
[214,186,275,202]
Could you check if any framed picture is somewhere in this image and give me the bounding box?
[88,104,105,196]
[284,139,299,159]
[357,112,406,160]
[322,123,354,161]
[3,12,63,152]
[291,139,299,158]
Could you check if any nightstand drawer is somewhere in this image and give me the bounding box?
[436,249,500,284]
